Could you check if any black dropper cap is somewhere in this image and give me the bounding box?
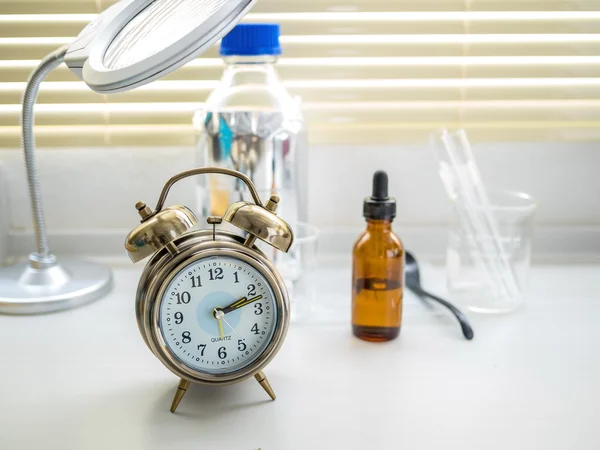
[363,170,396,220]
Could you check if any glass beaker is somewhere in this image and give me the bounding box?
[268,222,319,323]
[446,190,537,313]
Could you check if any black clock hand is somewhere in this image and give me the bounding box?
[219,294,263,315]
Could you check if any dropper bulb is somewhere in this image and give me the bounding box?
[372,170,389,200]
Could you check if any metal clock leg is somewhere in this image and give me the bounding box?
[170,379,191,413]
[254,371,276,400]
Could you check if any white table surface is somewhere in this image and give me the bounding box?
[1,262,599,450]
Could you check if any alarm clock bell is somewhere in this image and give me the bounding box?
[125,168,293,263]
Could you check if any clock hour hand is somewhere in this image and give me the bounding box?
[219,294,263,315]
[212,308,226,338]
[217,317,225,339]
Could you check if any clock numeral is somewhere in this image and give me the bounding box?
[182,331,191,344]
[191,275,202,288]
[218,347,227,359]
[238,339,247,352]
[197,344,206,356]
[251,323,260,335]
[174,312,184,324]
[247,284,256,296]
[175,292,191,304]
[209,268,224,281]
[254,303,263,315]
[233,272,239,283]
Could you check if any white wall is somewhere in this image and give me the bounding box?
[310,142,600,228]
[1,142,599,260]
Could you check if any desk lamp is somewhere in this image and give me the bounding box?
[0,0,256,314]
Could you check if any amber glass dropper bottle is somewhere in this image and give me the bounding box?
[352,171,404,342]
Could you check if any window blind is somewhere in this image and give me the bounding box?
[0,0,599,147]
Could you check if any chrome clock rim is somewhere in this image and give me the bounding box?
[137,231,290,386]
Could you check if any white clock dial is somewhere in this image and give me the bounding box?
[158,255,278,374]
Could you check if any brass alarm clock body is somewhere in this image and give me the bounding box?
[125,168,293,412]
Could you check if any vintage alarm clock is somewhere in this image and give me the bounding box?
[125,168,292,413]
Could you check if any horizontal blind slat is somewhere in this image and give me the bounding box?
[2,123,599,148]
[6,56,600,82]
[4,0,600,14]
[5,12,600,37]
[98,0,600,13]
[5,34,600,59]
[4,81,600,104]
[469,0,600,11]
[0,1,97,14]
[3,99,600,125]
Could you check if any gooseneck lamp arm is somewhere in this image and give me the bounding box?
[21,46,68,266]
[0,48,112,315]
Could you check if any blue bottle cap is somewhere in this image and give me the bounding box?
[220,23,282,56]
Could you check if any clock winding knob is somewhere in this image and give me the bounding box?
[265,195,279,213]
[136,201,152,220]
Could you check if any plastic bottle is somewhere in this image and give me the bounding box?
[194,23,307,230]
[352,171,405,342]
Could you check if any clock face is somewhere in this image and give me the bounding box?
[158,255,279,375]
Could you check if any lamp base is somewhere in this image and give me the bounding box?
[0,258,112,315]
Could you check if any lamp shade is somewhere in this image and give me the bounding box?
[65,0,256,93]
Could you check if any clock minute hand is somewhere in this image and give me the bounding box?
[220,294,263,315]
